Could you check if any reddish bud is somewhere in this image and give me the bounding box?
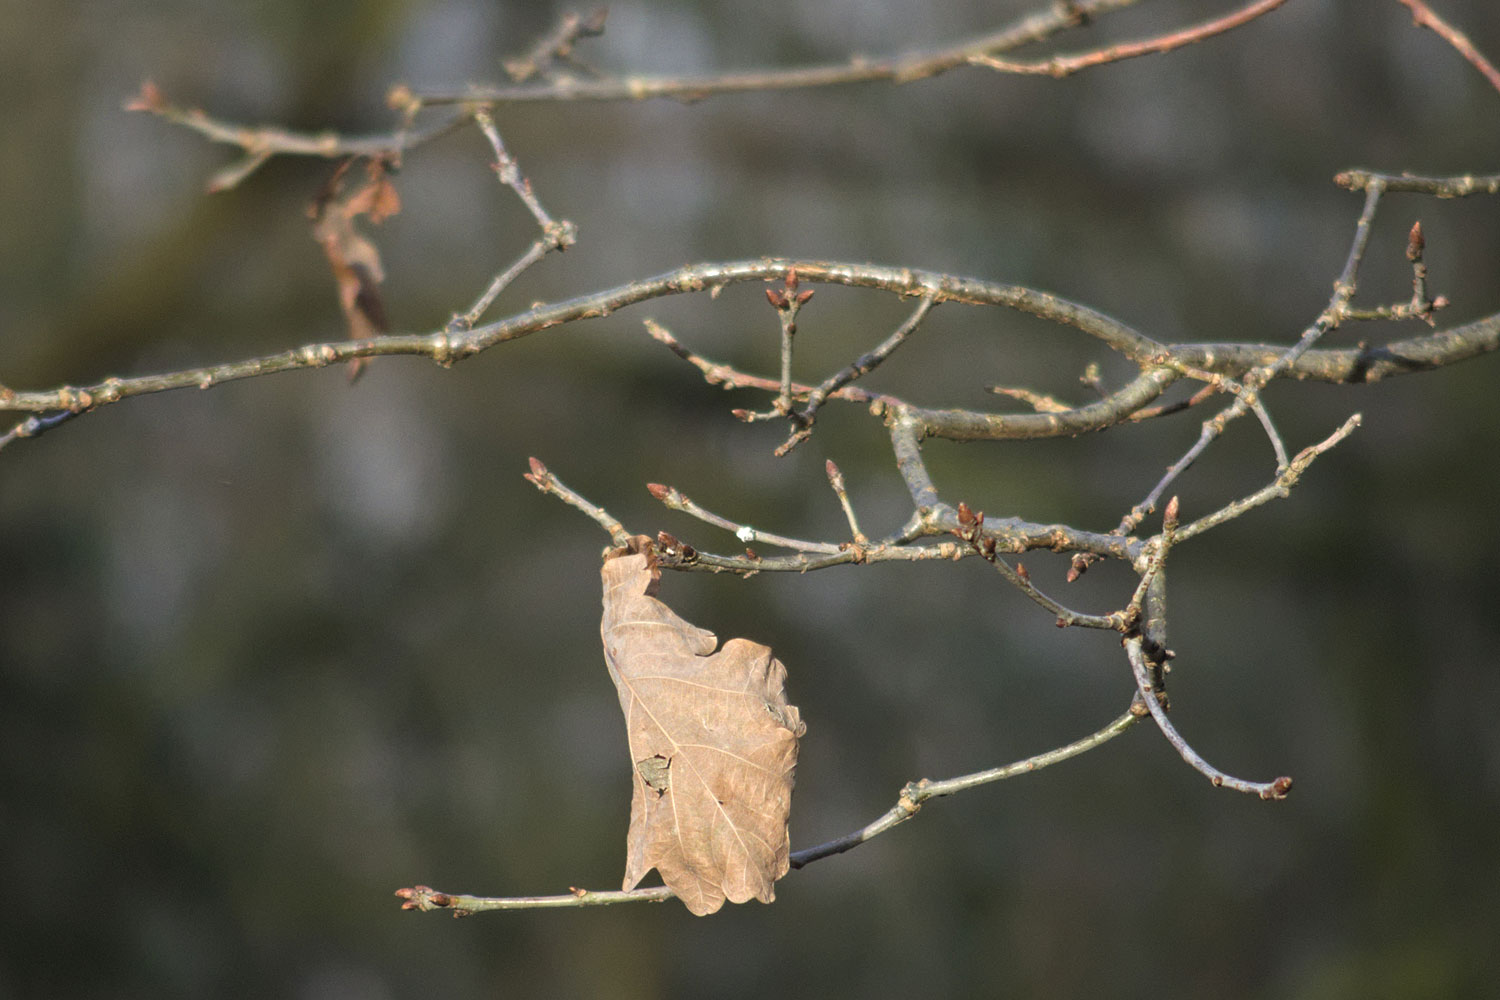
[1407,221,1424,261]
[646,483,670,501]
[765,288,788,309]
[1164,495,1180,527]
[957,502,975,526]
[657,531,680,550]
[745,548,760,560]
[731,408,752,421]
[785,268,799,292]
[796,288,815,305]
[125,80,166,113]
[1016,562,1030,582]
[528,456,547,477]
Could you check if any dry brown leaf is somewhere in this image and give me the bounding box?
[600,539,805,916]
[309,158,399,379]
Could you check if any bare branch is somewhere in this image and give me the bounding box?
[417,0,1150,105]
[1173,414,1363,543]
[824,460,869,548]
[951,503,1127,631]
[1397,0,1500,97]
[971,0,1290,78]
[646,481,843,554]
[789,293,936,447]
[522,458,631,546]
[502,8,610,83]
[123,81,465,188]
[396,883,674,915]
[898,365,1182,441]
[396,706,1142,913]
[643,318,876,404]
[1125,637,1293,799]
[447,111,577,330]
[6,259,1495,456]
[128,1,1173,181]
[1334,169,1500,197]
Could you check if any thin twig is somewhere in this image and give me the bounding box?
[446,112,578,330]
[1397,0,1500,96]
[398,707,1143,912]
[824,460,869,547]
[971,0,1290,78]
[449,236,553,331]
[472,109,559,232]
[1173,414,1362,543]
[1125,637,1292,799]
[1341,223,1448,326]
[1333,169,1500,197]
[396,883,674,915]
[646,482,844,554]
[134,0,1152,181]
[797,294,935,427]
[124,81,468,189]
[1093,182,1382,565]
[0,410,83,453]
[418,0,1150,105]
[789,711,1141,867]
[522,457,631,546]
[987,385,1073,413]
[1123,496,1178,627]
[790,708,1142,867]
[502,8,610,83]
[952,504,1125,630]
[643,318,876,403]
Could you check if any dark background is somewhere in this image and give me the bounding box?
[3,1,1498,996]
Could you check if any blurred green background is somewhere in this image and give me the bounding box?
[3,1,1499,996]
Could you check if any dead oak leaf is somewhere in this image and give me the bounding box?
[600,540,805,916]
[309,157,400,379]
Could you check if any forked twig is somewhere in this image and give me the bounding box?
[1173,414,1362,542]
[780,294,936,454]
[397,707,1143,913]
[448,111,577,330]
[1125,637,1292,799]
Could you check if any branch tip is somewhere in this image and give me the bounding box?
[1407,220,1425,260]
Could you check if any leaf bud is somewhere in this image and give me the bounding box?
[1407,221,1424,261]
